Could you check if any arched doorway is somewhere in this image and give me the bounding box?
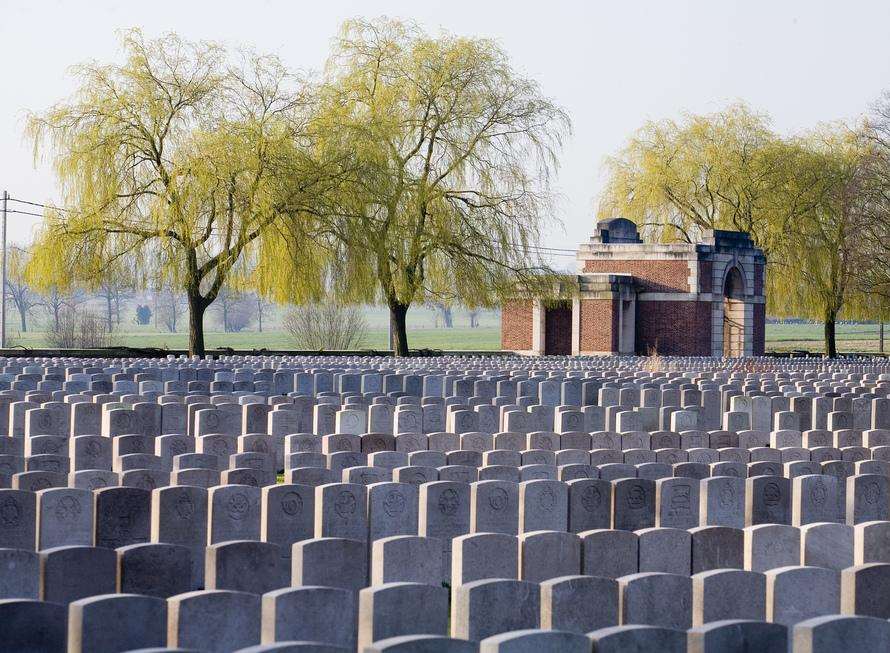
[723,266,745,357]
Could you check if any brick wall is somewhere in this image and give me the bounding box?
[699,261,713,294]
[635,300,711,355]
[753,303,766,355]
[501,300,534,351]
[579,298,617,353]
[582,259,691,293]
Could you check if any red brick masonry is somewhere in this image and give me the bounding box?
[501,300,533,351]
[583,259,691,293]
[635,300,712,355]
[579,299,617,353]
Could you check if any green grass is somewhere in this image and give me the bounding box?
[5,319,887,355]
[765,322,889,354]
[4,326,503,352]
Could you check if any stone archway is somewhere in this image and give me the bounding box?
[723,266,746,357]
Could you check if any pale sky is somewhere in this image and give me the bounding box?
[3,0,890,262]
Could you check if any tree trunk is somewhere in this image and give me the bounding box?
[187,291,207,357]
[389,301,410,356]
[19,309,26,333]
[105,293,114,332]
[257,298,263,333]
[52,296,61,331]
[824,311,837,358]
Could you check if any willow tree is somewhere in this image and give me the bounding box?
[305,19,569,355]
[598,103,816,252]
[766,128,873,357]
[26,30,329,355]
[851,91,890,347]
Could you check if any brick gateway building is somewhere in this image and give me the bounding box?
[501,218,766,356]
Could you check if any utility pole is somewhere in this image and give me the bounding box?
[1,190,7,350]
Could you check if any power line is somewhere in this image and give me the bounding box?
[7,209,45,219]
[491,238,577,253]
[5,194,581,256]
[7,197,73,213]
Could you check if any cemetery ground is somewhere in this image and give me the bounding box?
[5,354,890,650]
[4,318,889,354]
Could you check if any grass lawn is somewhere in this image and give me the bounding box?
[4,326,503,352]
[5,319,887,355]
[765,322,890,354]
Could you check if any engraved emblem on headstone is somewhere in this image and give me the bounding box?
[334,490,357,518]
[29,477,52,491]
[438,488,459,515]
[763,482,781,506]
[865,482,881,505]
[54,495,81,521]
[383,490,406,517]
[627,484,646,510]
[281,491,303,516]
[669,484,691,515]
[488,488,508,511]
[581,485,602,512]
[538,487,556,511]
[227,492,250,520]
[176,495,195,520]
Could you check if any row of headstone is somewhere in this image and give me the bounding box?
[4,472,889,555]
[6,517,890,600]
[8,391,890,438]
[2,582,889,652]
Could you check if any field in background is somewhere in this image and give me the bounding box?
[3,304,503,351]
[764,322,888,354]
[4,309,888,354]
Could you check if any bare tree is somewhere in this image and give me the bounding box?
[212,288,254,333]
[39,286,85,332]
[97,280,133,331]
[255,294,274,333]
[428,301,454,329]
[47,308,117,348]
[283,304,367,350]
[5,246,39,332]
[156,287,186,333]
